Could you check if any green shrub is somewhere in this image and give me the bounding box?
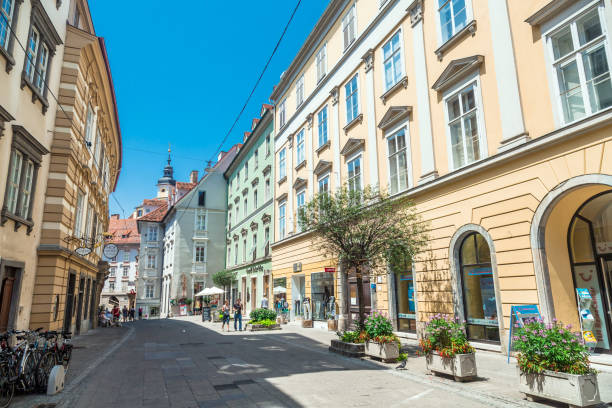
[420,314,473,357]
[253,319,277,327]
[398,352,408,362]
[250,308,277,323]
[364,312,394,339]
[338,330,367,344]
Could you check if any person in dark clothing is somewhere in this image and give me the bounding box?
[233,299,243,331]
[138,307,143,320]
[122,306,128,322]
[129,307,135,321]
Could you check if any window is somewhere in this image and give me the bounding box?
[296,74,305,107]
[227,247,231,266]
[24,26,50,94]
[109,267,116,277]
[279,148,286,180]
[252,233,257,259]
[438,0,467,43]
[318,174,329,194]
[318,106,328,147]
[549,6,612,124]
[85,105,94,146]
[123,251,130,262]
[266,135,271,156]
[235,205,239,222]
[459,232,499,342]
[387,128,409,194]
[74,191,85,235]
[109,282,115,292]
[85,204,93,238]
[146,254,156,269]
[24,27,39,83]
[445,81,484,169]
[296,130,305,164]
[137,209,143,217]
[265,179,270,200]
[198,191,206,206]
[243,238,246,263]
[195,245,206,263]
[244,162,248,180]
[383,31,403,91]
[94,129,102,165]
[234,175,238,191]
[122,266,129,277]
[196,211,206,230]
[244,198,247,216]
[228,212,232,229]
[148,225,158,241]
[279,99,286,128]
[145,284,154,298]
[253,189,258,209]
[345,74,359,123]
[342,4,356,49]
[316,44,327,82]
[254,150,259,169]
[279,202,286,240]
[234,243,238,264]
[0,0,14,50]
[347,155,362,192]
[296,190,305,232]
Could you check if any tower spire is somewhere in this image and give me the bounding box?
[167,143,172,165]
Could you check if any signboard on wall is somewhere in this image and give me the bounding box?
[324,267,335,273]
[507,304,541,363]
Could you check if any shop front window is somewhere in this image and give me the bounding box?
[395,271,416,332]
[459,232,500,342]
[273,277,287,313]
[311,272,334,321]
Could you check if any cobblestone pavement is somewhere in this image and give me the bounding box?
[13,317,612,408]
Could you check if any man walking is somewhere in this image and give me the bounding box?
[233,298,243,331]
[122,305,128,323]
[138,307,143,320]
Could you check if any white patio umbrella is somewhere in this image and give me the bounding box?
[195,286,225,297]
[273,286,287,294]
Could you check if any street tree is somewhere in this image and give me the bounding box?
[212,269,236,302]
[298,185,427,328]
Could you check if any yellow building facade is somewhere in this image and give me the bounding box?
[271,0,612,354]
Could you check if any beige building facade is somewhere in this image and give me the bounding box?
[271,0,612,353]
[0,0,68,332]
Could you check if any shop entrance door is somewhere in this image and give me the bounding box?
[251,277,257,311]
[0,268,16,332]
[601,256,612,339]
[63,273,76,333]
[75,277,85,335]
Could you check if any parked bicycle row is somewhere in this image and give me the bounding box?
[0,328,73,408]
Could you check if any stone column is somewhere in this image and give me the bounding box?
[330,86,342,190]
[362,49,379,188]
[408,1,438,184]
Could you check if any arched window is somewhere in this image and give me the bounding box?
[459,232,500,342]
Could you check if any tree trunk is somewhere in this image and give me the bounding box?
[356,264,366,329]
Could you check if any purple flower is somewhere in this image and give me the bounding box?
[512,336,519,341]
[521,335,527,341]
[551,342,556,346]
[565,324,572,330]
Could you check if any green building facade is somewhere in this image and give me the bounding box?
[224,105,274,316]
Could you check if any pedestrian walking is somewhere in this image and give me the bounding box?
[221,300,231,332]
[261,295,269,309]
[130,307,135,321]
[233,298,243,331]
[138,307,143,320]
[112,305,120,324]
[122,306,128,322]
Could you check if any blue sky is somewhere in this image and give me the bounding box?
[88,1,330,217]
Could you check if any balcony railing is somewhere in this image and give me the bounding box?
[193,230,208,239]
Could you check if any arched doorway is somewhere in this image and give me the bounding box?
[568,191,612,351]
[459,232,500,343]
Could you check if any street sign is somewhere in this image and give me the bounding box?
[103,243,118,259]
[324,267,335,273]
[75,247,91,257]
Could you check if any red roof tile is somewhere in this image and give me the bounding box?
[108,217,140,244]
[176,182,197,190]
[142,198,166,207]
[139,203,168,222]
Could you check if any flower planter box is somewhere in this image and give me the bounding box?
[248,323,281,332]
[365,341,399,363]
[329,339,365,358]
[518,368,600,407]
[301,319,313,328]
[426,352,477,382]
[327,319,338,331]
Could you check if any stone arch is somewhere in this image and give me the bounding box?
[530,174,612,321]
[448,224,505,341]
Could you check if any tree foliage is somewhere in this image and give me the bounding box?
[299,185,427,326]
[212,269,236,288]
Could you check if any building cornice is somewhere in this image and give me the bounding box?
[224,110,273,179]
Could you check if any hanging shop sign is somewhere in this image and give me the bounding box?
[507,304,541,363]
[103,243,119,259]
[75,247,91,257]
[324,267,336,273]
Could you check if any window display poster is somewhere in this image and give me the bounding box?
[480,276,498,322]
[573,264,610,350]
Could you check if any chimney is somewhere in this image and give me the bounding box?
[190,170,198,184]
[111,214,120,220]
[218,151,224,162]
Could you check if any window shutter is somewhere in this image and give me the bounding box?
[198,191,206,206]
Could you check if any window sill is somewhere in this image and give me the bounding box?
[21,74,50,114]
[295,160,307,171]
[277,176,287,186]
[343,113,364,134]
[0,45,16,73]
[0,208,34,235]
[316,140,330,156]
[435,20,477,61]
[380,76,408,105]
[317,73,327,85]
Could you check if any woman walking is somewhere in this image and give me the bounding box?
[233,299,243,331]
[221,300,231,332]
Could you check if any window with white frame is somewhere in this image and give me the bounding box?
[145,284,154,298]
[445,80,484,169]
[123,251,130,262]
[296,130,305,164]
[296,190,306,232]
[85,204,93,239]
[279,99,286,128]
[254,149,259,169]
[243,238,246,262]
[265,179,271,200]
[24,27,39,83]
[318,106,328,147]
[196,210,206,230]
[438,0,468,43]
[122,266,129,277]
[228,246,231,265]
[148,225,158,241]
[296,74,305,107]
[318,174,330,194]
[85,104,94,146]
[316,44,327,82]
[146,254,156,269]
[383,31,404,91]
[252,233,257,258]
[74,191,84,235]
[244,198,248,216]
[342,4,356,49]
[549,5,612,124]
[244,162,248,180]
[387,128,410,194]
[345,74,359,123]
[279,202,286,240]
[266,135,271,155]
[253,189,258,209]
[234,242,238,264]
[279,148,286,180]
[110,267,116,277]
[195,245,206,263]
[347,155,362,192]
[0,0,15,50]
[109,282,115,292]
[235,204,239,222]
[94,129,102,165]
[228,211,232,229]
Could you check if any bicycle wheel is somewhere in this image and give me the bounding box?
[35,352,56,392]
[21,353,37,392]
[61,344,72,368]
[0,361,14,408]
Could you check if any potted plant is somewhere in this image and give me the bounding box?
[420,314,477,382]
[249,308,281,331]
[329,330,367,358]
[513,318,600,407]
[363,312,400,363]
